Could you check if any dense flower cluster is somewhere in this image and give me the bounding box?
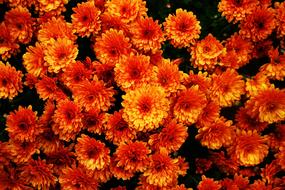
[0,0,284,189]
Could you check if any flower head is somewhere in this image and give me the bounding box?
[122,84,169,132]
[114,141,150,172]
[6,106,40,142]
[164,9,201,48]
[229,130,269,166]
[130,17,165,53]
[94,29,132,64]
[75,134,110,170]
[173,86,207,125]
[71,1,101,37]
[73,79,115,111]
[0,62,23,100]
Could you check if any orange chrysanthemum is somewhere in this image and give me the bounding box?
[20,159,56,189]
[0,22,19,60]
[46,147,76,175]
[94,61,116,87]
[114,141,150,172]
[235,107,267,132]
[75,134,110,170]
[44,37,78,73]
[100,13,130,34]
[36,0,67,15]
[122,84,169,132]
[218,0,259,23]
[0,166,29,190]
[130,17,165,53]
[0,62,23,100]
[275,2,285,37]
[110,157,135,180]
[197,101,220,127]
[245,88,285,123]
[23,42,47,77]
[105,0,147,23]
[239,7,276,42]
[143,150,179,187]
[61,61,92,90]
[59,166,99,190]
[196,117,235,150]
[71,1,101,37]
[259,48,285,81]
[52,100,83,141]
[153,59,183,95]
[173,86,207,125]
[148,120,188,153]
[197,176,221,190]
[94,29,132,64]
[8,140,38,164]
[73,79,115,111]
[6,106,41,142]
[105,110,137,145]
[210,69,245,107]
[210,151,239,175]
[222,33,253,68]
[221,175,249,190]
[114,53,154,90]
[35,76,66,101]
[38,17,76,43]
[164,8,201,48]
[4,6,34,44]
[229,130,269,166]
[83,109,108,135]
[190,34,225,70]
[181,71,212,95]
[245,73,274,97]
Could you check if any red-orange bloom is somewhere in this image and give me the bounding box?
[38,17,76,43]
[245,88,285,123]
[229,130,269,166]
[154,59,183,95]
[239,7,276,42]
[197,101,220,127]
[210,69,245,107]
[23,43,47,77]
[275,2,285,37]
[105,0,147,23]
[94,29,132,64]
[198,176,221,190]
[164,8,201,48]
[110,158,135,180]
[114,53,154,90]
[59,166,99,190]
[44,37,78,73]
[0,23,19,60]
[196,117,235,150]
[61,61,92,90]
[173,86,207,125]
[8,140,38,164]
[52,100,83,141]
[4,6,34,44]
[0,166,29,190]
[130,17,165,53]
[0,62,23,100]
[20,159,56,189]
[6,106,41,142]
[148,120,188,153]
[73,79,115,111]
[71,1,101,37]
[122,84,169,132]
[83,109,108,135]
[75,134,110,170]
[114,141,150,172]
[235,107,268,132]
[143,150,179,187]
[218,0,259,23]
[190,34,225,70]
[105,110,137,145]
